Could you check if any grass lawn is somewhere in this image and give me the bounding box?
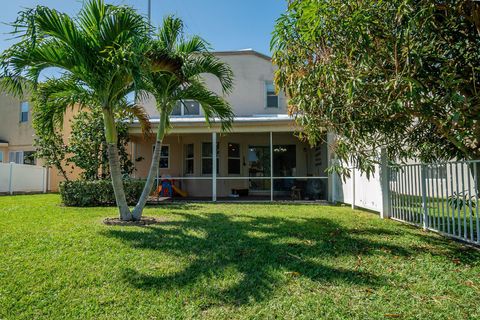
[1,195,479,319]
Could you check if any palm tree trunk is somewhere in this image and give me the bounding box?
[132,110,168,220]
[103,109,132,220]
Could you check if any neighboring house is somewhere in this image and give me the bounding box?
[130,50,330,200]
[0,92,37,166]
[0,91,81,192]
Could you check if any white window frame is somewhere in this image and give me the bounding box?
[152,144,170,169]
[8,151,24,164]
[184,143,195,175]
[265,81,279,108]
[20,101,29,123]
[227,142,241,175]
[172,100,201,116]
[201,142,219,175]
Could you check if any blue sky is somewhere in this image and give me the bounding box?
[0,0,286,55]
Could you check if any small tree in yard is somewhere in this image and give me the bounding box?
[33,131,70,181]
[132,16,235,219]
[68,109,134,180]
[0,0,180,220]
[272,0,480,176]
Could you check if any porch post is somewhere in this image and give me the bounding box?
[212,132,217,202]
[270,131,273,202]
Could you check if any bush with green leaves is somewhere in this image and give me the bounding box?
[60,179,146,207]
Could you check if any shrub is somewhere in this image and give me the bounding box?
[59,179,146,207]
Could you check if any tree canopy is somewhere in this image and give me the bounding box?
[272,0,480,175]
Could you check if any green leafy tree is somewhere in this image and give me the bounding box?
[132,16,234,219]
[272,0,480,176]
[0,0,180,220]
[68,109,134,180]
[33,132,70,181]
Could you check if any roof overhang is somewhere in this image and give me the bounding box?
[129,115,300,134]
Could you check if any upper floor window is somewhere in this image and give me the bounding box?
[20,101,29,122]
[152,144,169,169]
[172,100,200,116]
[265,81,278,108]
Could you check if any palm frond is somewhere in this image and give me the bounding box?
[117,101,152,139]
[175,82,234,131]
[176,35,210,55]
[32,77,96,136]
[157,15,183,51]
[182,54,234,94]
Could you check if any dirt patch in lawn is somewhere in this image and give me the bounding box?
[103,216,167,226]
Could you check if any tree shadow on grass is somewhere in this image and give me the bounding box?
[100,211,433,306]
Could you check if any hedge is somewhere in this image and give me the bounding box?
[59,179,146,207]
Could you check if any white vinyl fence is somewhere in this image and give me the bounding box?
[0,162,48,194]
[332,157,479,246]
[332,165,383,212]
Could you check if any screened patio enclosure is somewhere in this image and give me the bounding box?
[129,130,329,202]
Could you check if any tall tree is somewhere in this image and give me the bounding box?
[0,0,179,220]
[272,0,480,176]
[132,16,234,219]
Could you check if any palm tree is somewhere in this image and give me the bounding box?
[0,0,180,220]
[132,16,235,219]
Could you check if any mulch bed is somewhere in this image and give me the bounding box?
[103,216,165,226]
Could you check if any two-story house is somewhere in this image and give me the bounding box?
[0,92,37,166]
[0,49,330,199]
[129,50,329,200]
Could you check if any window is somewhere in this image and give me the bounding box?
[9,151,21,164]
[184,144,194,174]
[7,151,36,165]
[152,145,169,169]
[23,151,36,165]
[426,164,447,180]
[228,143,241,174]
[0,151,3,163]
[20,101,29,122]
[172,100,201,116]
[202,142,219,174]
[265,81,278,108]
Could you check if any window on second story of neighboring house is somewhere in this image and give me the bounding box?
[20,101,29,122]
[265,81,278,108]
[172,100,201,116]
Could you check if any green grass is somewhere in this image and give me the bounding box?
[1,195,479,319]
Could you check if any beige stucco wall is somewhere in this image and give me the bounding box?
[0,92,36,162]
[141,51,288,118]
